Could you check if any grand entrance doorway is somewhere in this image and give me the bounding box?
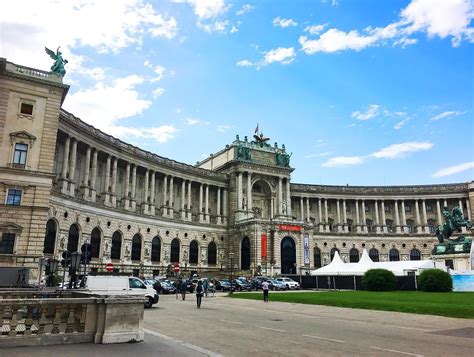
[281,236,296,274]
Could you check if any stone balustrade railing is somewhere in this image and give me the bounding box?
[5,61,63,83]
[0,290,146,347]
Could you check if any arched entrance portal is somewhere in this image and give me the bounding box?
[241,237,251,270]
[281,236,296,274]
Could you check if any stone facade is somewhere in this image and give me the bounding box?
[1,58,473,281]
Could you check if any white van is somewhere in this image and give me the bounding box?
[87,275,159,308]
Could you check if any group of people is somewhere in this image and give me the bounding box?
[177,278,213,308]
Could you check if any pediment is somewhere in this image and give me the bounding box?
[0,222,23,233]
[9,131,36,141]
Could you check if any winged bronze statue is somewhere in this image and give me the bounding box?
[45,46,68,76]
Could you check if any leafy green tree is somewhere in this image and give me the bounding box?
[363,269,397,291]
[418,269,452,292]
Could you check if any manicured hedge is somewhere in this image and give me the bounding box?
[418,269,452,292]
[363,269,396,291]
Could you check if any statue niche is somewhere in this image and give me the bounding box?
[251,180,272,219]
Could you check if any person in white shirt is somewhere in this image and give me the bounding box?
[262,280,269,302]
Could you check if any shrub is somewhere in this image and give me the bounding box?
[418,269,452,292]
[363,269,397,291]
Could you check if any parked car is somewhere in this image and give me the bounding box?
[233,278,252,291]
[215,279,235,292]
[267,279,286,291]
[145,279,176,294]
[276,277,300,290]
[251,276,269,290]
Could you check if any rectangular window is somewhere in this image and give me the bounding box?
[385,205,391,212]
[20,103,34,115]
[426,204,433,213]
[13,143,28,166]
[365,205,370,212]
[405,204,411,212]
[6,189,22,205]
[0,233,15,254]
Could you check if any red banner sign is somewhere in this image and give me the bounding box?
[278,224,302,232]
[261,234,267,259]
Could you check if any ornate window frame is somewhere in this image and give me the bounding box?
[8,131,36,169]
[18,98,36,120]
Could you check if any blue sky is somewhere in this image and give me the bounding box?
[1,0,473,185]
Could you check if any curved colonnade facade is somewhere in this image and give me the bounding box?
[1,58,473,280]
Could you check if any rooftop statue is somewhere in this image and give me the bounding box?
[45,46,68,76]
[251,125,271,148]
[436,206,472,243]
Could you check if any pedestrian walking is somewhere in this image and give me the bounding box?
[203,279,209,297]
[176,278,182,300]
[181,280,188,301]
[196,281,204,308]
[262,280,269,302]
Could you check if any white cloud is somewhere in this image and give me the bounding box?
[322,156,365,167]
[236,59,254,67]
[184,118,210,126]
[431,110,467,121]
[432,162,474,178]
[371,142,433,159]
[236,4,254,16]
[0,0,178,73]
[304,152,333,158]
[179,0,228,19]
[304,24,327,35]
[230,26,239,33]
[393,117,410,130]
[152,88,165,99]
[144,60,166,82]
[217,125,233,132]
[299,29,379,54]
[351,104,380,121]
[198,19,230,33]
[400,0,474,46]
[273,17,298,28]
[263,47,296,65]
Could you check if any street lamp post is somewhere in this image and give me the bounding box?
[229,252,234,295]
[46,258,59,287]
[69,252,82,289]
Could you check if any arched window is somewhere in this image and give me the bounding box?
[171,239,180,263]
[151,237,161,262]
[131,234,142,261]
[314,248,322,268]
[349,248,359,263]
[43,219,57,254]
[67,224,80,253]
[410,249,421,261]
[208,242,217,265]
[330,248,339,261]
[389,248,400,261]
[90,227,101,258]
[189,240,199,264]
[369,248,379,262]
[241,237,251,270]
[111,231,122,260]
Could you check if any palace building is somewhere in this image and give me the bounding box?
[1,58,473,281]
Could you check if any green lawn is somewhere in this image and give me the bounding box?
[228,291,474,319]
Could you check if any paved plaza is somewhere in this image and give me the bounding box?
[5,292,474,356]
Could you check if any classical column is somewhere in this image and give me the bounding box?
[422,199,428,233]
[238,172,243,211]
[459,198,467,233]
[205,184,209,223]
[82,146,91,200]
[394,200,401,233]
[355,200,361,233]
[381,200,387,233]
[131,165,137,211]
[286,179,292,217]
[150,171,156,215]
[111,157,118,207]
[318,198,323,231]
[223,189,228,224]
[466,199,471,223]
[437,199,442,225]
[103,155,111,205]
[199,183,204,223]
[306,197,310,223]
[217,187,222,224]
[342,199,348,232]
[187,181,192,221]
[374,200,381,234]
[300,197,304,222]
[336,199,342,232]
[247,172,252,212]
[68,139,77,196]
[181,180,186,220]
[278,177,283,215]
[401,200,407,233]
[169,176,174,216]
[162,175,168,216]
[361,200,367,233]
[444,199,448,208]
[90,149,98,202]
[61,136,70,183]
[124,163,131,210]
[415,199,422,234]
[324,198,329,232]
[143,169,149,214]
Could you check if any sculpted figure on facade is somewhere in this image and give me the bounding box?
[201,249,207,263]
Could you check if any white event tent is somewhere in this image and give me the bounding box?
[312,250,441,276]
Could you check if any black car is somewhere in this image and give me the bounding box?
[233,279,252,291]
[215,279,235,292]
